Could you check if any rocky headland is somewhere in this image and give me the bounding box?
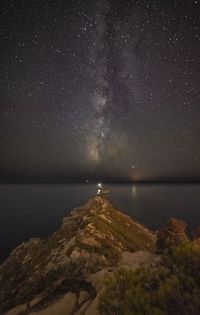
[0,196,157,315]
[1,195,200,315]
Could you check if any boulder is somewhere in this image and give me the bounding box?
[193,225,200,239]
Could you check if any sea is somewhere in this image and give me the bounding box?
[1,183,200,263]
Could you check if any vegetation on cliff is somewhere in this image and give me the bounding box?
[99,220,200,315]
[1,197,200,315]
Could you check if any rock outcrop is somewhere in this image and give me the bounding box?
[193,225,200,239]
[0,195,156,315]
[156,217,188,249]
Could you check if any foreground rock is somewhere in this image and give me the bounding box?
[0,195,156,315]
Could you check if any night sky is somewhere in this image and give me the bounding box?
[0,0,200,182]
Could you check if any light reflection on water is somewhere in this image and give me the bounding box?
[132,185,137,197]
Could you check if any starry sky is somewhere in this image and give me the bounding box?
[0,0,200,182]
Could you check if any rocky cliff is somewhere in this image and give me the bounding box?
[0,195,157,315]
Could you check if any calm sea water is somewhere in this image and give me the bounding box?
[1,183,200,262]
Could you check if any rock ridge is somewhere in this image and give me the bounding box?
[0,195,156,315]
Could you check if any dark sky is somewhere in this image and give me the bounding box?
[0,0,200,182]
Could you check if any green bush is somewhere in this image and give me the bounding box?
[99,241,200,315]
[164,241,200,286]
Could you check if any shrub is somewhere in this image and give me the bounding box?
[99,242,200,315]
[164,240,200,286]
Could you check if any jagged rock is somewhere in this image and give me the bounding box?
[193,225,200,239]
[156,217,188,249]
[192,226,200,246]
[0,195,156,314]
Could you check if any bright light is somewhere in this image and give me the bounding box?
[97,189,101,194]
[97,183,102,188]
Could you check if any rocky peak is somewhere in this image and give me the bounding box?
[0,195,156,314]
[193,225,200,239]
[156,217,188,250]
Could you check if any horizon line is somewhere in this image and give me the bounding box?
[1,179,200,184]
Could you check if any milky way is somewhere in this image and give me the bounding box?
[0,0,200,181]
[87,0,111,164]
